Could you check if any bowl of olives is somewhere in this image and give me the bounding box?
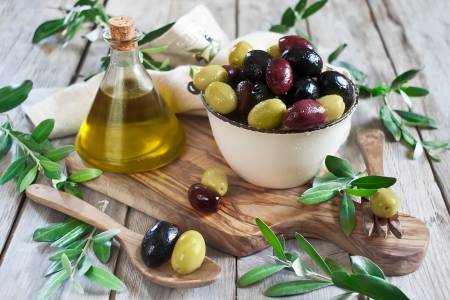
[194,36,358,189]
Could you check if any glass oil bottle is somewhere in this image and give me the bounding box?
[75,16,186,173]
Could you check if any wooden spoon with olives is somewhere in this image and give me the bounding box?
[26,184,222,288]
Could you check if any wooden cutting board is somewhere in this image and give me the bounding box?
[66,115,429,276]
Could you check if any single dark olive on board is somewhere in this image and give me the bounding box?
[235,80,254,116]
[188,183,223,213]
[282,47,323,77]
[286,76,319,106]
[241,50,273,84]
[251,83,276,107]
[140,221,181,268]
[318,71,355,108]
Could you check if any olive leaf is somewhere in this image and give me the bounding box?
[256,218,286,260]
[19,164,38,193]
[295,233,331,276]
[49,249,83,261]
[84,266,127,292]
[265,280,333,297]
[270,24,289,34]
[31,119,55,143]
[0,122,13,158]
[325,156,354,178]
[325,258,349,274]
[351,256,385,279]
[329,60,367,83]
[33,218,85,242]
[398,89,412,108]
[71,279,84,294]
[0,156,26,184]
[51,223,92,248]
[350,175,396,189]
[395,86,429,97]
[34,270,69,300]
[339,192,355,236]
[44,145,76,161]
[61,254,73,276]
[63,183,84,200]
[76,255,93,276]
[33,18,67,44]
[394,110,438,129]
[328,43,347,63]
[39,139,56,155]
[16,164,36,193]
[237,265,285,287]
[329,292,359,300]
[93,240,112,263]
[40,160,63,172]
[140,46,169,54]
[45,240,87,276]
[67,168,103,183]
[391,69,421,89]
[281,8,297,27]
[291,257,311,277]
[301,0,328,19]
[0,80,33,113]
[380,105,401,141]
[298,185,339,204]
[342,188,377,197]
[92,229,120,244]
[139,22,175,45]
[294,0,308,15]
[371,83,390,97]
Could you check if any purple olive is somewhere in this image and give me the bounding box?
[279,35,314,53]
[222,65,240,87]
[282,99,328,130]
[266,57,293,95]
[188,183,223,213]
[235,80,254,116]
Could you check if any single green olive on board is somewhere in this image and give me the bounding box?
[228,41,253,68]
[248,98,287,129]
[318,94,345,122]
[171,230,206,275]
[193,65,229,91]
[370,188,401,218]
[201,166,228,196]
[204,82,238,114]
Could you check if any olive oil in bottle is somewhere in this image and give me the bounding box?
[75,16,185,173]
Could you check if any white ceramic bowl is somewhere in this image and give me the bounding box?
[202,90,358,189]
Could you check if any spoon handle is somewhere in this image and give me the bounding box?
[26,184,138,242]
[356,129,385,176]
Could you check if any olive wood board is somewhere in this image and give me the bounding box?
[66,115,429,276]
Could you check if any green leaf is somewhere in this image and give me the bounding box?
[395,86,429,97]
[391,69,421,89]
[43,168,61,180]
[140,46,168,54]
[273,235,286,262]
[342,188,378,197]
[34,270,69,300]
[17,133,41,152]
[45,240,87,276]
[422,140,450,149]
[63,183,84,200]
[71,279,84,294]
[68,168,103,182]
[331,61,367,83]
[357,84,372,99]
[339,192,356,236]
[31,119,55,143]
[325,155,354,178]
[394,110,438,129]
[331,272,409,300]
[399,89,412,108]
[328,43,347,63]
[294,0,308,15]
[295,233,331,276]
[281,8,297,27]
[84,266,127,292]
[49,249,82,261]
[51,223,92,248]
[93,240,112,263]
[269,24,289,34]
[400,126,417,146]
[159,58,170,70]
[19,164,37,192]
[39,139,55,155]
[0,122,13,158]
[291,257,311,276]
[325,258,348,273]
[413,140,423,160]
[139,22,174,45]
[255,218,286,260]
[40,160,62,172]
[380,105,401,141]
[236,264,285,287]
[44,145,76,161]
[329,292,359,300]
[92,229,120,244]
[302,0,328,19]
[351,175,396,189]
[265,280,332,297]
[313,175,353,188]
[0,156,26,184]
[76,254,92,276]
[16,163,35,193]
[61,253,72,276]
[371,82,390,97]
[425,149,441,162]
[351,256,385,279]
[298,185,339,204]
[33,18,67,43]
[0,80,33,114]
[34,218,85,242]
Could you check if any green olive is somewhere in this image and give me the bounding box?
[193,65,228,91]
[248,98,286,129]
[370,188,401,218]
[229,41,253,68]
[318,94,345,122]
[171,230,206,275]
[204,82,238,114]
[201,166,228,196]
[266,44,281,58]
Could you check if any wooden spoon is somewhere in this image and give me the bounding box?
[26,184,222,289]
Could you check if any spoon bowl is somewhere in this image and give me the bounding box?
[26,184,222,288]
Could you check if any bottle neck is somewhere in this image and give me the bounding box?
[109,46,140,67]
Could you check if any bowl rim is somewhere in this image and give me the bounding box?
[201,79,359,135]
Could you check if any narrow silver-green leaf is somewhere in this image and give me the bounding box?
[61,253,72,276]
[422,141,449,149]
[68,168,103,182]
[33,18,66,43]
[33,218,84,242]
[31,119,55,143]
[313,175,353,188]
[351,256,385,279]
[265,280,332,297]
[399,89,412,108]
[291,257,311,277]
[256,218,286,260]
[0,156,26,184]
[92,229,120,244]
[44,145,76,161]
[325,258,349,274]
[380,105,401,141]
[329,292,359,300]
[140,45,168,54]
[76,254,92,276]
[325,155,354,178]
[295,233,331,276]
[17,133,41,152]
[342,188,377,197]
[298,184,340,204]
[339,192,355,236]
[39,139,55,155]
[40,160,62,172]
[19,164,37,192]
[273,235,286,262]
[351,175,396,189]
[34,270,69,300]
[237,264,285,287]
[84,266,127,292]
[269,24,289,34]
[391,69,421,89]
[93,240,112,263]
[328,43,347,63]
[51,223,92,248]
[413,141,424,160]
[396,86,429,97]
[63,183,84,200]
[294,0,308,14]
[71,279,84,294]
[0,122,13,158]
[45,240,87,276]
[281,7,297,27]
[49,249,82,261]
[301,0,328,19]
[0,80,33,113]
[394,110,438,129]
[16,164,36,193]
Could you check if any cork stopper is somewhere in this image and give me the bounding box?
[108,15,136,51]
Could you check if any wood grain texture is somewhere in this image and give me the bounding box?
[66,114,429,275]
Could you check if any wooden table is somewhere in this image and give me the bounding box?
[0,0,449,299]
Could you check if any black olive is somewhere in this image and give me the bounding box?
[251,83,276,107]
[282,47,323,77]
[318,71,355,108]
[286,76,319,106]
[140,221,180,268]
[241,50,273,84]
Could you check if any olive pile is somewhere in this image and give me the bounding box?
[194,35,355,130]
[140,221,206,275]
[188,167,228,213]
